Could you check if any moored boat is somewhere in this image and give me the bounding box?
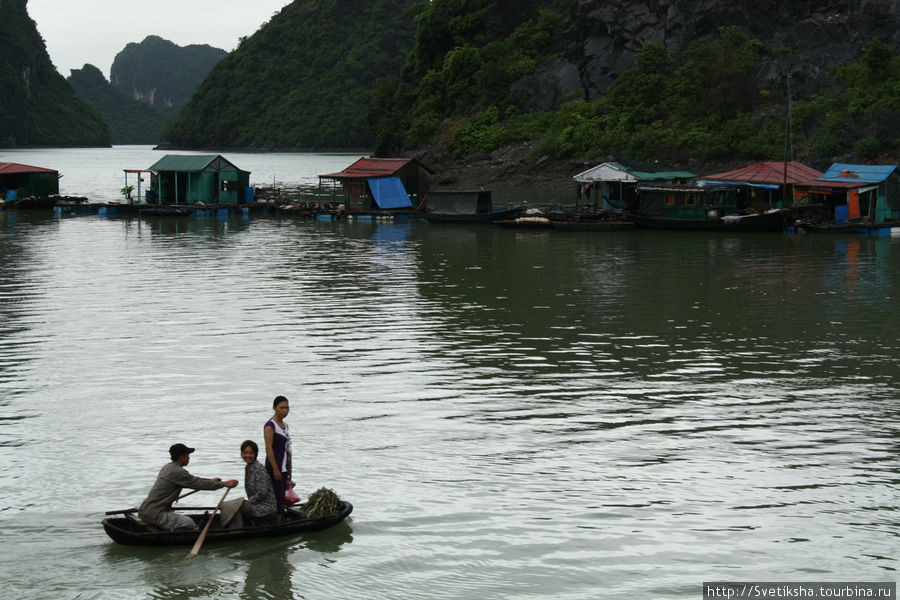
[422,189,522,223]
[795,220,900,236]
[628,183,791,232]
[496,214,634,231]
[720,208,794,232]
[102,501,353,546]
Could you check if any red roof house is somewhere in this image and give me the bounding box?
[0,162,60,198]
[319,157,432,211]
[701,161,823,185]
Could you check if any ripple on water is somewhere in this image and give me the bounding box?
[0,212,898,597]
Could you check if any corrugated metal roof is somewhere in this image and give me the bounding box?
[818,163,898,184]
[573,161,694,182]
[148,154,242,173]
[703,161,822,185]
[320,157,429,179]
[612,161,695,180]
[0,162,58,174]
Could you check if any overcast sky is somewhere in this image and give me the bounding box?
[28,0,293,78]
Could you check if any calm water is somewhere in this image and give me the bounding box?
[0,149,897,600]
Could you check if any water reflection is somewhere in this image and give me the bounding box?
[0,213,57,411]
[97,520,353,600]
[239,544,296,600]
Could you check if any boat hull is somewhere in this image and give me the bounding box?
[425,208,520,223]
[798,222,900,236]
[629,209,790,232]
[102,501,352,546]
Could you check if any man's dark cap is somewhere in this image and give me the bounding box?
[169,443,195,460]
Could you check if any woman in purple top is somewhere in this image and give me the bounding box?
[264,395,293,513]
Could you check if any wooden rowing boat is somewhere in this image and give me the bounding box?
[102,501,353,546]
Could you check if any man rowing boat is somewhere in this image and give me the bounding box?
[138,443,238,531]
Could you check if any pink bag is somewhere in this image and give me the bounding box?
[285,485,300,505]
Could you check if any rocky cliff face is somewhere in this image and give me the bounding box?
[518,0,900,111]
[0,0,109,146]
[110,36,226,108]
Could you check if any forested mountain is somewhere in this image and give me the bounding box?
[159,0,423,150]
[0,0,109,147]
[373,0,900,165]
[68,65,177,144]
[157,0,899,164]
[110,36,227,108]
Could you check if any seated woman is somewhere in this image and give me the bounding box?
[235,439,278,526]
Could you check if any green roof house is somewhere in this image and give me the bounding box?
[147,155,250,205]
[573,161,695,211]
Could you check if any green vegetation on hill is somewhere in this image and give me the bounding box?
[110,36,227,108]
[160,0,422,150]
[794,39,900,162]
[373,1,900,164]
[370,0,568,156]
[532,33,900,163]
[0,0,109,147]
[68,65,177,145]
[535,27,780,161]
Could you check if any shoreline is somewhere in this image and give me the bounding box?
[418,143,900,191]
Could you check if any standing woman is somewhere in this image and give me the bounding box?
[264,395,292,513]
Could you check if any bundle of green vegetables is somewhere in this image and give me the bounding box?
[296,487,342,518]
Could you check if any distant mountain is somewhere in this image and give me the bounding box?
[0,0,109,147]
[110,35,227,107]
[159,0,423,150]
[68,64,177,145]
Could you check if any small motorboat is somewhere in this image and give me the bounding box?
[102,501,353,546]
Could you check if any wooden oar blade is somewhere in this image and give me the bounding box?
[185,487,230,559]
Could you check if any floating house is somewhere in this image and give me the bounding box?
[800,163,900,225]
[146,155,251,205]
[698,161,823,210]
[0,162,60,201]
[318,158,432,212]
[573,162,695,211]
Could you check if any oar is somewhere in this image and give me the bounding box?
[105,488,202,515]
[186,487,230,559]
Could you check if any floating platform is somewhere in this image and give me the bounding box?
[54,202,276,219]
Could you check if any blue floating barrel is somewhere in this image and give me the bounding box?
[244,187,254,204]
[6,190,17,202]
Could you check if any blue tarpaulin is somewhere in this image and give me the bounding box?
[695,180,779,190]
[368,177,412,209]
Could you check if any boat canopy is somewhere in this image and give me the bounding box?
[368,177,412,209]
[425,190,491,215]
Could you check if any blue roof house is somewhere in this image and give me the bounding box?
[815,163,900,222]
